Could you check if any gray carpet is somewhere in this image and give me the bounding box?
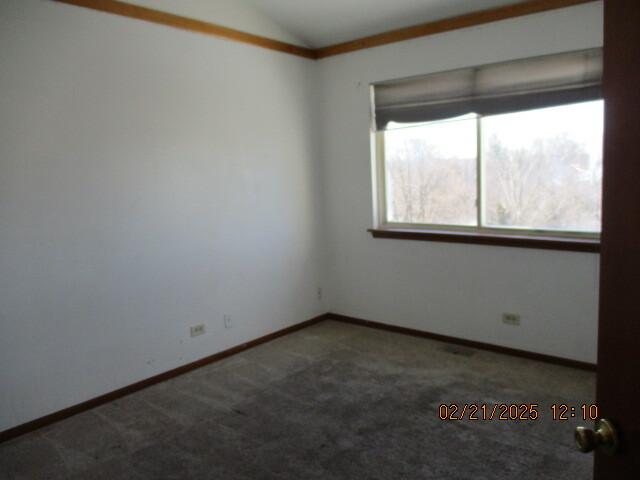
[0,320,595,479]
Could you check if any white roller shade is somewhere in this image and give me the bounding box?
[373,48,603,130]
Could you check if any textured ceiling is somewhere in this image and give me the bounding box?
[124,0,528,48]
[245,0,526,47]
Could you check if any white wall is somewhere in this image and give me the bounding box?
[0,0,324,432]
[0,0,604,433]
[318,2,603,364]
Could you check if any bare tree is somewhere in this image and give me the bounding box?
[385,130,601,232]
[484,133,601,231]
[386,138,475,225]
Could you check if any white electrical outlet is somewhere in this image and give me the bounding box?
[224,314,232,329]
[190,324,205,337]
[502,313,521,326]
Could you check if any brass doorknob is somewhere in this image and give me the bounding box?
[575,418,619,455]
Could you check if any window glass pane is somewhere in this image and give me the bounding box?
[481,101,603,233]
[384,115,477,226]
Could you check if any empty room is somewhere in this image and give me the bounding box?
[1,0,638,478]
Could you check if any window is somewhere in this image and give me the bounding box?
[372,49,603,247]
[381,100,603,234]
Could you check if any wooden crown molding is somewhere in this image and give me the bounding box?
[52,0,318,59]
[53,0,597,60]
[316,0,598,58]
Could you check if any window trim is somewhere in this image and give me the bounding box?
[368,228,600,253]
[372,117,602,253]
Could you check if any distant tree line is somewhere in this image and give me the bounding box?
[386,133,601,232]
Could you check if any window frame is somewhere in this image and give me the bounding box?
[372,110,602,252]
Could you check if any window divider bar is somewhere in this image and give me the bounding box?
[375,132,388,227]
[476,115,483,228]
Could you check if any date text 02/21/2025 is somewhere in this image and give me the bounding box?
[438,403,599,421]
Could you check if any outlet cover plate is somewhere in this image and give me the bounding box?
[190,324,205,337]
[502,313,521,326]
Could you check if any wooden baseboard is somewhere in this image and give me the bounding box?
[327,313,597,371]
[1,310,595,443]
[0,313,329,444]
